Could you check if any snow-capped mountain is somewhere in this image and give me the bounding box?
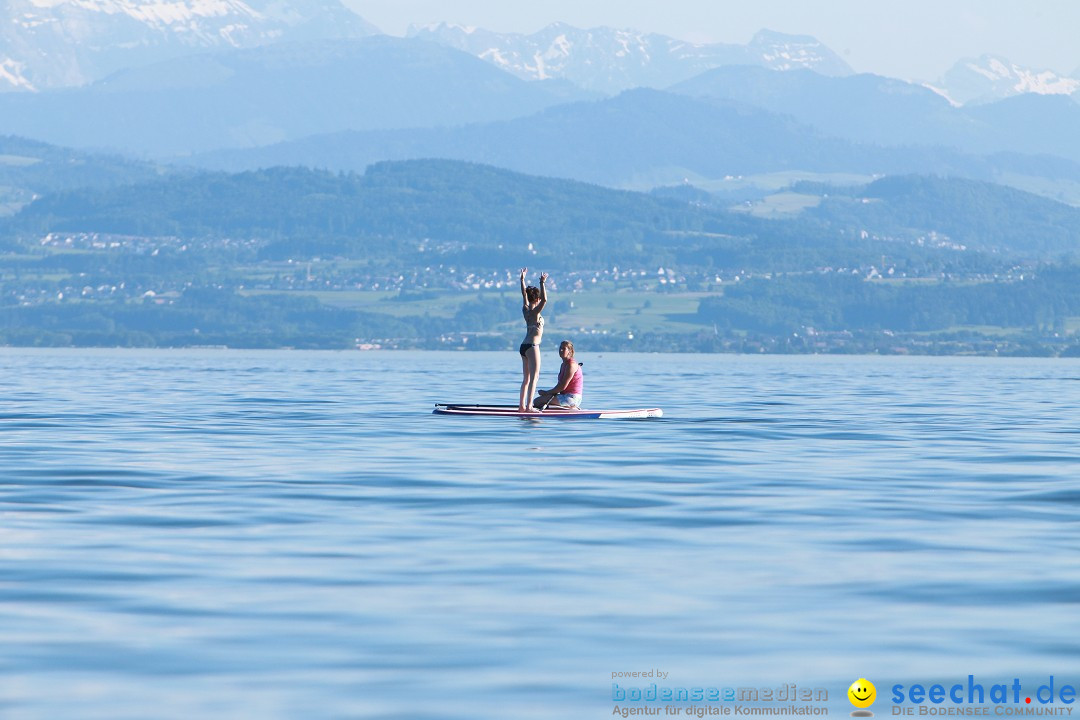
[0,0,379,91]
[407,23,853,94]
[939,55,1080,105]
[0,36,590,156]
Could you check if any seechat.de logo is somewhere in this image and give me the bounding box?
[849,678,877,717]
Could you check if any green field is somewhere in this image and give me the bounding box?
[258,289,473,319]
[0,154,41,167]
[618,168,877,193]
[673,170,875,193]
[994,172,1080,207]
[242,287,716,333]
[555,290,709,332]
[731,192,823,218]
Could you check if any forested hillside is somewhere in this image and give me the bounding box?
[2,159,1080,354]
[8,160,1047,271]
[805,175,1080,256]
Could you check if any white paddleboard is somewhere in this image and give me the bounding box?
[433,403,662,419]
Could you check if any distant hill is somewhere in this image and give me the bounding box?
[961,94,1080,161]
[0,37,592,156]
[2,158,982,278]
[190,89,868,181]
[670,66,1080,167]
[188,87,1074,194]
[408,24,853,93]
[670,67,969,147]
[805,175,1080,257]
[0,0,379,92]
[0,135,170,216]
[7,158,1071,271]
[4,160,760,267]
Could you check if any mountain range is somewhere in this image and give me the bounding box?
[407,23,854,94]
[189,88,889,183]
[406,22,1080,105]
[669,66,1080,163]
[0,36,592,155]
[1,29,1078,202]
[0,0,378,91]
[185,83,1080,207]
[3,0,1077,107]
[940,55,1080,105]
[0,2,1077,217]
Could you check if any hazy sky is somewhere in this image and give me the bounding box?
[344,0,1080,82]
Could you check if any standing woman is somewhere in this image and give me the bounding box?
[518,267,548,411]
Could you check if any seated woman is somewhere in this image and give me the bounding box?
[535,340,584,410]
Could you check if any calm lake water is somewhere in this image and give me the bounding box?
[1,349,1079,719]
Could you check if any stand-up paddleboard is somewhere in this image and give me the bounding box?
[433,403,662,419]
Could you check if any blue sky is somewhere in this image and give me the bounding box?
[345,0,1080,82]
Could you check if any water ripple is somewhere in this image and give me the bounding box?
[1,349,1079,718]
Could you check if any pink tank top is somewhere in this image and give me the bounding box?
[565,363,583,394]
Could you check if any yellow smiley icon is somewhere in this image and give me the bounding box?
[848,679,876,708]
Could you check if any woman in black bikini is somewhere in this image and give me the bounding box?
[518,267,548,411]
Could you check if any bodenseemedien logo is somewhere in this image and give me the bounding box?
[609,676,830,717]
[849,678,876,717]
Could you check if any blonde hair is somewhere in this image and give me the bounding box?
[560,340,574,357]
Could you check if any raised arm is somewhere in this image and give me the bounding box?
[519,267,528,303]
[536,272,548,312]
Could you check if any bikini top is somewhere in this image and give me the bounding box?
[526,314,544,333]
